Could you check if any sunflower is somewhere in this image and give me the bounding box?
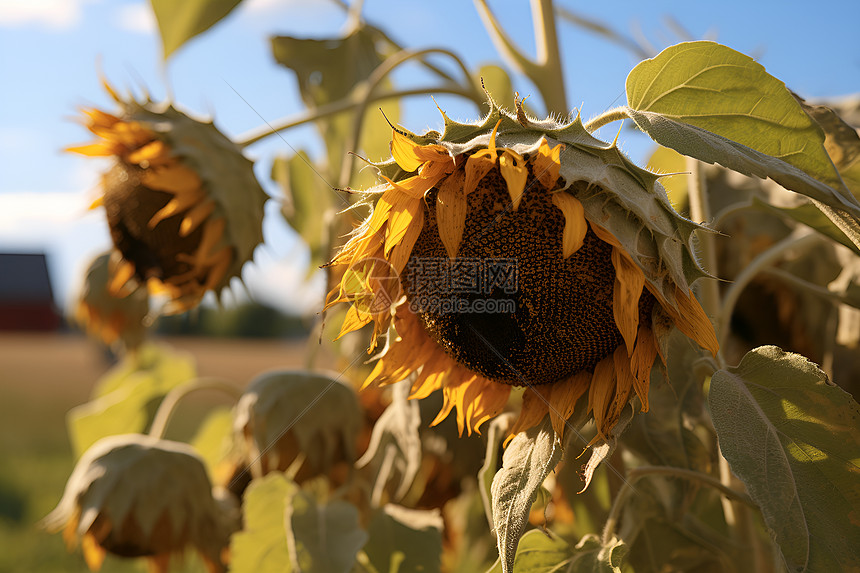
[69,81,267,313]
[74,251,149,349]
[327,96,718,442]
[42,434,236,573]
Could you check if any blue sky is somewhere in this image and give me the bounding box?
[1,0,858,314]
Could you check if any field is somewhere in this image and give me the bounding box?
[0,332,313,572]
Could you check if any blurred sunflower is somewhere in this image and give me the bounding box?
[69,82,267,313]
[327,96,718,442]
[43,434,236,573]
[74,251,149,349]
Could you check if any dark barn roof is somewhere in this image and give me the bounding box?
[0,253,61,331]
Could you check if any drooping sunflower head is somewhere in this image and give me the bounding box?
[70,82,267,314]
[42,434,237,573]
[74,251,150,349]
[328,95,718,442]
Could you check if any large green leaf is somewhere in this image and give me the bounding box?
[752,196,860,255]
[285,490,367,573]
[150,0,243,58]
[709,346,860,572]
[230,473,296,573]
[490,415,562,573]
[190,406,234,479]
[624,41,860,250]
[363,504,444,573]
[67,344,196,457]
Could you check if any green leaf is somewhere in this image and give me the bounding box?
[150,0,242,58]
[272,151,335,273]
[285,491,367,573]
[486,531,627,573]
[479,413,513,530]
[355,380,422,502]
[67,344,196,457]
[363,504,444,573]
[709,346,860,572]
[491,415,562,573]
[568,534,627,573]
[230,473,296,573]
[190,406,234,479]
[624,41,860,250]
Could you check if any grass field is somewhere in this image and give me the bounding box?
[0,332,318,572]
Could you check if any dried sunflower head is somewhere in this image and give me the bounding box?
[69,82,267,313]
[74,251,149,349]
[327,96,718,442]
[42,434,236,573]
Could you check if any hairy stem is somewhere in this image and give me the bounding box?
[148,377,243,440]
[583,107,629,132]
[601,465,754,545]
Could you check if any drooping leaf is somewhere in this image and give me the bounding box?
[796,96,860,191]
[356,380,422,502]
[229,473,296,573]
[478,413,514,529]
[363,504,444,573]
[567,534,627,573]
[67,344,196,457]
[150,0,243,58]
[578,404,634,493]
[490,415,562,573]
[271,151,336,274]
[709,346,860,572]
[624,41,860,250]
[285,490,367,573]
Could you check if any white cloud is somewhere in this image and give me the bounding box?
[0,0,94,30]
[115,2,155,34]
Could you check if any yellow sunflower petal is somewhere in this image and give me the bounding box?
[461,376,511,436]
[431,369,471,428]
[550,192,587,258]
[385,195,423,256]
[588,354,616,442]
[66,142,115,156]
[389,204,424,274]
[390,129,450,172]
[203,247,232,290]
[148,188,207,229]
[140,163,202,194]
[335,304,373,340]
[108,259,136,296]
[499,150,528,211]
[533,139,563,189]
[647,283,719,357]
[610,246,645,356]
[463,151,497,195]
[436,169,468,259]
[548,371,590,438]
[126,139,169,165]
[609,344,635,425]
[81,533,106,571]
[630,326,658,411]
[88,196,104,210]
[82,108,120,129]
[409,351,450,399]
[506,385,552,445]
[179,199,216,237]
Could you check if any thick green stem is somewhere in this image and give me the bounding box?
[601,465,754,546]
[148,377,243,440]
[583,107,629,132]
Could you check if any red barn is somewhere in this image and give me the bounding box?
[0,253,62,331]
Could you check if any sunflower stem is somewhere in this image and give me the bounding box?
[148,377,243,440]
[583,107,629,133]
[236,84,480,148]
[716,231,823,359]
[601,465,754,546]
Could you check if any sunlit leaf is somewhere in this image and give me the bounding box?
[229,473,296,573]
[624,41,860,250]
[646,145,689,212]
[363,504,444,573]
[190,406,234,480]
[285,490,367,573]
[487,531,627,573]
[356,380,422,502]
[490,415,562,573]
[67,344,196,457]
[150,0,242,58]
[709,345,860,572]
